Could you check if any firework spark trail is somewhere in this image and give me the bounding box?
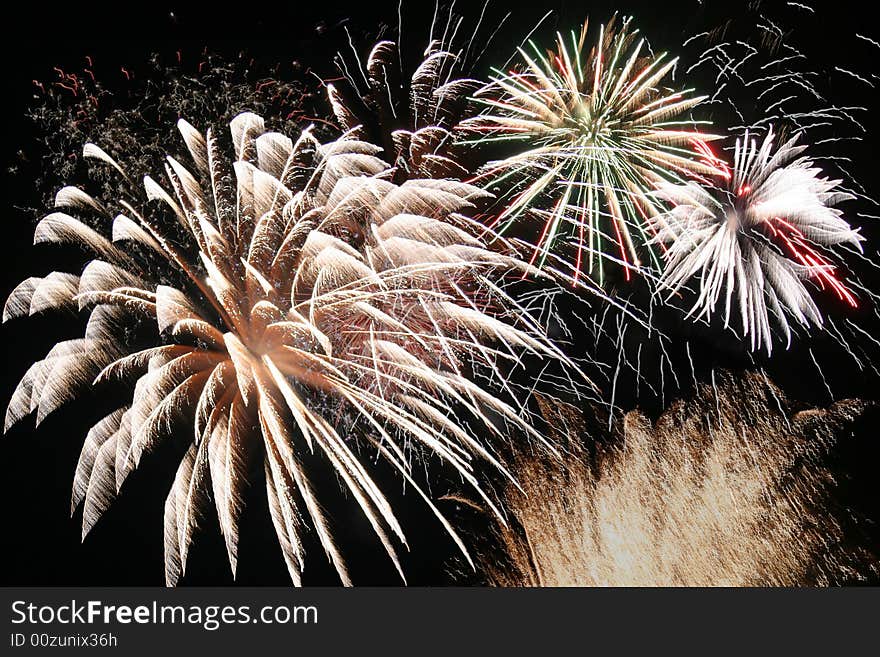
[3,111,578,586]
[679,7,876,217]
[321,10,776,412]
[680,7,877,209]
[478,373,875,586]
[458,16,723,287]
[343,12,723,410]
[21,50,317,209]
[325,2,504,182]
[651,127,862,354]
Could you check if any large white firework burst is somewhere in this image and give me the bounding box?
[651,127,863,353]
[4,111,571,585]
[459,16,722,285]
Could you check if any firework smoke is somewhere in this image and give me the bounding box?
[4,111,571,585]
[477,372,873,586]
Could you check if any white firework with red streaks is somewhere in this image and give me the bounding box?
[651,127,862,353]
[4,111,573,585]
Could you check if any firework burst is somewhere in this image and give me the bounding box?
[459,16,722,285]
[323,0,514,183]
[652,127,862,354]
[327,35,478,181]
[4,111,571,585]
[475,373,874,586]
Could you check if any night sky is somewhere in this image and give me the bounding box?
[2,0,878,586]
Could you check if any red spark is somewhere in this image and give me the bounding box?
[771,216,857,308]
[691,137,731,180]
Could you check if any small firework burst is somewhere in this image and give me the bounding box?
[652,127,862,354]
[327,36,479,181]
[4,111,570,585]
[459,16,722,285]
